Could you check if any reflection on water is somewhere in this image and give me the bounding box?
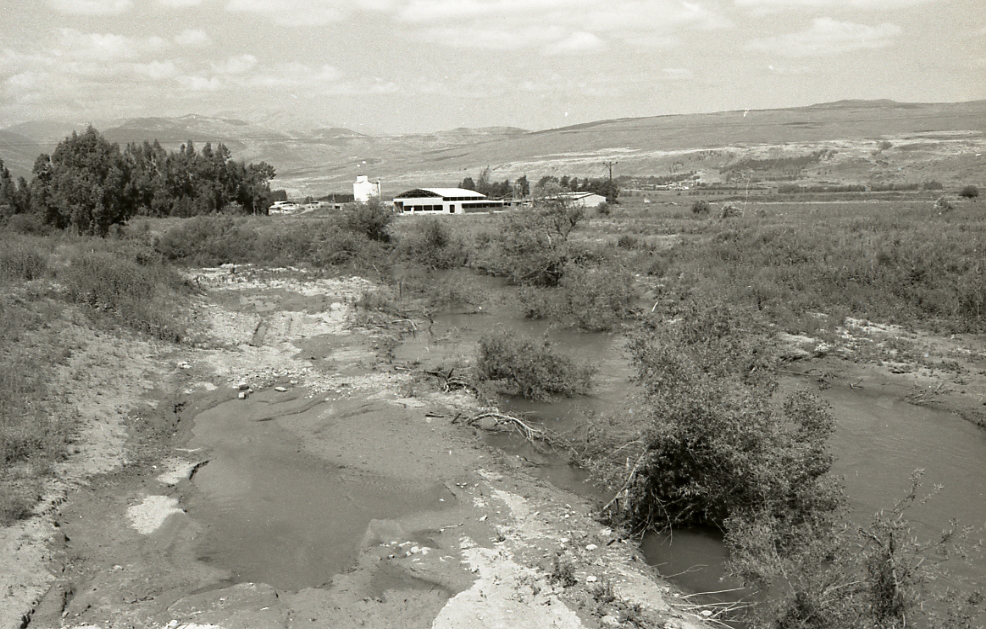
[185,391,453,591]
[399,279,986,610]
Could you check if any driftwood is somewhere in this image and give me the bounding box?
[458,410,547,442]
[424,367,475,393]
[600,450,649,513]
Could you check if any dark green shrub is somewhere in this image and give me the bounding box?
[517,285,559,320]
[4,213,52,236]
[934,195,955,213]
[692,200,711,215]
[61,250,188,341]
[616,234,639,250]
[155,215,259,265]
[397,217,468,269]
[604,303,839,534]
[476,330,595,400]
[560,262,636,331]
[342,198,393,242]
[959,185,980,199]
[309,227,388,274]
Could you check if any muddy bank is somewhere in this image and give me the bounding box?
[2,266,712,629]
[777,319,986,430]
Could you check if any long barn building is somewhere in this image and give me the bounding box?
[392,188,507,214]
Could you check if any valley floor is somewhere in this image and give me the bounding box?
[1,266,712,629]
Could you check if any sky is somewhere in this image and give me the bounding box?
[0,0,984,133]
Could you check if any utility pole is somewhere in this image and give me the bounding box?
[604,161,618,182]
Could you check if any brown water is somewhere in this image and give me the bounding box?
[397,294,986,610]
[184,389,453,591]
[183,274,986,603]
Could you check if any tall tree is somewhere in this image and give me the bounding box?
[0,159,17,217]
[476,167,493,196]
[38,127,134,235]
[516,175,530,198]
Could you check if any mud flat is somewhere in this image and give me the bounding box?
[1,266,712,629]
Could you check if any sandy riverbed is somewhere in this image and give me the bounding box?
[1,266,715,629]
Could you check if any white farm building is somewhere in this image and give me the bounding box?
[392,188,507,214]
[353,175,381,203]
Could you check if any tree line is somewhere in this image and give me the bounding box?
[458,167,620,203]
[535,174,619,202]
[0,127,275,235]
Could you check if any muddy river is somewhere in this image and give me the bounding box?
[396,297,986,602]
[182,279,986,608]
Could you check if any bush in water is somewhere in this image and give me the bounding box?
[609,304,842,536]
[561,261,637,332]
[476,330,595,401]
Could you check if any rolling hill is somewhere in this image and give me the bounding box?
[2,100,983,195]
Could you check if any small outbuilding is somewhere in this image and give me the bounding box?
[559,192,607,209]
[392,188,507,214]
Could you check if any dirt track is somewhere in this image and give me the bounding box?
[1,266,711,629]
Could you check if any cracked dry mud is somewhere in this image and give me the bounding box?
[1,266,710,629]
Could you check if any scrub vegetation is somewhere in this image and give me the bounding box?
[2,149,984,626]
[0,230,192,523]
[476,330,596,401]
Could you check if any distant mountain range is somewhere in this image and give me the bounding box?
[2,100,984,195]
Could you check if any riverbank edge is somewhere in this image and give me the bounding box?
[2,267,718,629]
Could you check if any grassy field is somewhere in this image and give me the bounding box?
[577,194,986,333]
[0,231,193,524]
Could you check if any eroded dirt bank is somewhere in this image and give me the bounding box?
[2,267,713,629]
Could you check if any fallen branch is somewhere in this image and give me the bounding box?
[601,449,649,513]
[462,410,548,444]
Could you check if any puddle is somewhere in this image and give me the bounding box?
[184,389,454,591]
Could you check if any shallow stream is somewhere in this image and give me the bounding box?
[182,274,986,606]
[395,284,986,607]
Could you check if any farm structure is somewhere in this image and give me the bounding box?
[354,175,381,203]
[556,191,607,208]
[392,188,507,214]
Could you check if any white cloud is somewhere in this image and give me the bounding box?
[400,0,727,53]
[134,61,179,80]
[179,75,224,91]
[47,0,132,14]
[400,0,562,22]
[175,29,212,47]
[320,77,400,96]
[745,17,901,57]
[225,0,396,25]
[735,0,931,8]
[401,0,727,30]
[211,54,258,75]
[55,29,169,62]
[661,67,694,80]
[255,63,343,87]
[622,34,678,48]
[415,25,567,51]
[544,31,606,55]
[155,0,204,6]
